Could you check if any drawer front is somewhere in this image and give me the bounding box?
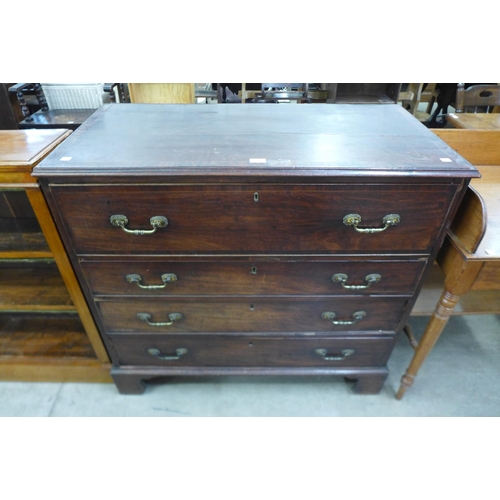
[50,183,457,254]
[96,297,408,334]
[109,334,394,368]
[81,259,426,297]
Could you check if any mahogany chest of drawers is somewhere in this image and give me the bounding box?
[33,103,479,394]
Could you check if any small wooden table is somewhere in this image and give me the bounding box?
[397,129,500,399]
[446,112,500,130]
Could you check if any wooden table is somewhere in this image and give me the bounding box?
[397,129,500,399]
[446,112,500,130]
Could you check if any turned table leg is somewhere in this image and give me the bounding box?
[396,236,484,400]
[396,288,460,400]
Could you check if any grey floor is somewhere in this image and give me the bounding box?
[1,314,499,417]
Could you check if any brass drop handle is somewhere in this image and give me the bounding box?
[343,213,401,233]
[147,347,188,361]
[322,310,366,325]
[331,273,381,289]
[314,348,355,361]
[126,273,178,289]
[137,312,183,327]
[110,214,168,235]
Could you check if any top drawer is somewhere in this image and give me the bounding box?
[49,183,458,255]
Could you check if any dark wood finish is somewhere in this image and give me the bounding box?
[97,296,408,334]
[110,366,390,395]
[80,257,426,297]
[34,104,478,395]
[349,371,389,394]
[33,104,477,178]
[0,129,111,382]
[50,183,459,255]
[109,334,394,368]
[397,129,500,398]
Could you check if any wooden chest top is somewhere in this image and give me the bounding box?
[32,104,479,179]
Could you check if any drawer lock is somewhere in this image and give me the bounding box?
[322,310,366,325]
[331,273,381,289]
[110,214,169,235]
[137,312,183,327]
[126,273,178,289]
[314,348,355,361]
[343,213,400,233]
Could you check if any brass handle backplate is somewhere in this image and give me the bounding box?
[331,273,381,289]
[322,310,366,325]
[126,273,178,289]
[343,213,401,233]
[137,312,183,327]
[110,214,168,235]
[147,347,187,361]
[314,348,355,361]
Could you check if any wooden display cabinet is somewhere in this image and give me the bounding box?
[0,129,111,382]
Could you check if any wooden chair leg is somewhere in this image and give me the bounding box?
[396,288,460,399]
